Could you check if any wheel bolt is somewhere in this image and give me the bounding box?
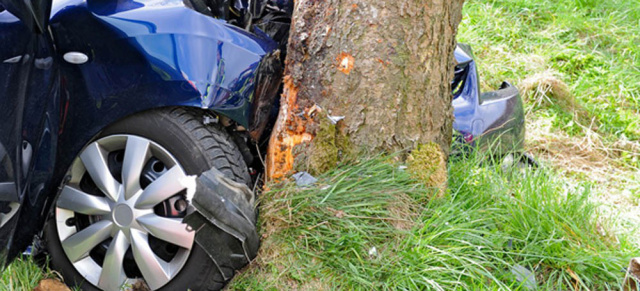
[65,217,76,227]
[174,199,188,213]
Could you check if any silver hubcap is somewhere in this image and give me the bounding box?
[55,135,196,290]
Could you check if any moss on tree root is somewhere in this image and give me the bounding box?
[294,116,357,176]
[406,142,447,197]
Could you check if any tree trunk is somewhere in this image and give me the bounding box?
[266,0,465,180]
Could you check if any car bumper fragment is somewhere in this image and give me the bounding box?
[474,81,525,154]
[182,168,259,280]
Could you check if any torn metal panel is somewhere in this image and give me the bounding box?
[249,50,284,140]
[182,167,258,280]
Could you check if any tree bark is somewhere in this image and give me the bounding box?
[266,0,465,180]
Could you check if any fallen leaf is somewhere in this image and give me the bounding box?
[34,279,71,291]
[128,280,151,291]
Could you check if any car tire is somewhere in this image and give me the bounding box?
[43,108,255,290]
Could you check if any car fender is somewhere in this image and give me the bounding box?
[3,0,280,262]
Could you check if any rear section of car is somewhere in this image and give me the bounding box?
[452,44,525,156]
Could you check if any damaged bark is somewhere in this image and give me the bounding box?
[267,0,465,179]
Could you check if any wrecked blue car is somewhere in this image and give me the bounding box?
[0,0,283,290]
[0,0,525,290]
[452,44,525,156]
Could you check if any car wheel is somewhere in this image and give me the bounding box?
[44,108,254,290]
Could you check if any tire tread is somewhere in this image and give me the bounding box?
[44,107,256,291]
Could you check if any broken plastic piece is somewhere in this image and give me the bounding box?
[22,245,32,256]
[327,115,345,124]
[368,247,378,258]
[501,152,539,171]
[182,168,258,281]
[511,264,537,290]
[292,172,318,187]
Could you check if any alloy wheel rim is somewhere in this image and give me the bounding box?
[55,135,196,290]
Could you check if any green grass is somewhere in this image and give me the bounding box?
[229,154,634,290]
[1,256,52,290]
[5,153,633,290]
[458,0,640,248]
[459,0,640,148]
[3,0,639,289]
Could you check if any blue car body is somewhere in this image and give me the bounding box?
[0,0,525,270]
[0,0,282,266]
[452,44,525,155]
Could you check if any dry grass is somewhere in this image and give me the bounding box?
[525,113,640,247]
[515,69,640,248]
[521,71,573,108]
[521,71,593,125]
[387,192,420,231]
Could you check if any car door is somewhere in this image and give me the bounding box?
[0,0,55,267]
[0,3,33,238]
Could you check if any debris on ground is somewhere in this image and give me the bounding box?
[368,247,378,258]
[34,279,71,291]
[292,171,318,187]
[327,115,345,124]
[511,264,537,290]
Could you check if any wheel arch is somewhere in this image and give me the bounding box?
[39,104,240,221]
[7,1,281,266]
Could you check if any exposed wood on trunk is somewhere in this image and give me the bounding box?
[267,0,465,179]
